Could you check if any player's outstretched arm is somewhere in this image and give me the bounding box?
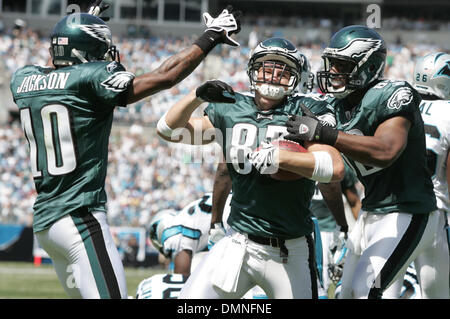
[333,116,411,168]
[127,6,241,104]
[156,80,235,144]
[286,114,411,168]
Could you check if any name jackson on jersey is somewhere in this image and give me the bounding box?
[16,71,70,93]
[15,62,134,94]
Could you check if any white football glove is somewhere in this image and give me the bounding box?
[88,0,110,20]
[330,225,347,253]
[247,140,279,174]
[203,7,241,47]
[208,223,226,250]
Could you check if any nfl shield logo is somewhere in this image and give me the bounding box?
[299,124,309,134]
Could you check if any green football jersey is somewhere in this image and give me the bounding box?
[205,92,336,239]
[10,61,135,232]
[329,80,437,214]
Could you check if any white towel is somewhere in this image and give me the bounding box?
[211,232,247,293]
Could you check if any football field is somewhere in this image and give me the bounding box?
[0,261,165,299]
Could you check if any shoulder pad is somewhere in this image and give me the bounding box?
[369,80,417,110]
[77,61,126,73]
[13,64,48,77]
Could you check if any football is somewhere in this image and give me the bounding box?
[270,139,308,181]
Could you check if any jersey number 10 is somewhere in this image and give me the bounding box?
[20,104,77,178]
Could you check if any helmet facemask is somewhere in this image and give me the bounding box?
[317,56,358,98]
[248,60,300,100]
[247,38,305,100]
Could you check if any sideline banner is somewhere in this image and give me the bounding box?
[0,224,33,261]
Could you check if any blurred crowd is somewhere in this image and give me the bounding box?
[0,23,447,228]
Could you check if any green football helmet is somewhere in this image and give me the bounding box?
[317,25,387,98]
[50,13,119,66]
[247,37,312,99]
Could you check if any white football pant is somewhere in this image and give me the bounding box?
[340,210,449,299]
[35,210,128,299]
[179,229,318,299]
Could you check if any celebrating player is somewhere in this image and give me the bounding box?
[157,37,345,298]
[285,25,448,299]
[9,2,242,299]
[384,52,450,299]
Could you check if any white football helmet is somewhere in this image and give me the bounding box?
[413,52,450,100]
[148,209,178,257]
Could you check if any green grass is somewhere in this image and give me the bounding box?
[0,261,165,299]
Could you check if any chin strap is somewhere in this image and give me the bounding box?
[71,48,89,64]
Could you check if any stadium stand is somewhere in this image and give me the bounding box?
[0,2,448,270]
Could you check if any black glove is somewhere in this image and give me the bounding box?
[196,80,236,103]
[194,5,242,54]
[285,104,338,146]
[88,0,110,21]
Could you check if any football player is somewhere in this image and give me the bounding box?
[136,162,269,299]
[157,37,346,299]
[149,192,232,278]
[9,2,242,298]
[285,25,449,299]
[384,52,450,299]
[135,193,231,299]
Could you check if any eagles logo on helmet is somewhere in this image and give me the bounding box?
[50,13,119,66]
[317,25,387,98]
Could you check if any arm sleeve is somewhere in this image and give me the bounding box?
[302,96,337,127]
[204,103,218,126]
[84,62,135,110]
[375,84,420,126]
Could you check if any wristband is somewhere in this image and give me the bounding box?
[194,30,223,55]
[210,222,224,229]
[156,112,173,138]
[311,151,334,183]
[320,125,339,146]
